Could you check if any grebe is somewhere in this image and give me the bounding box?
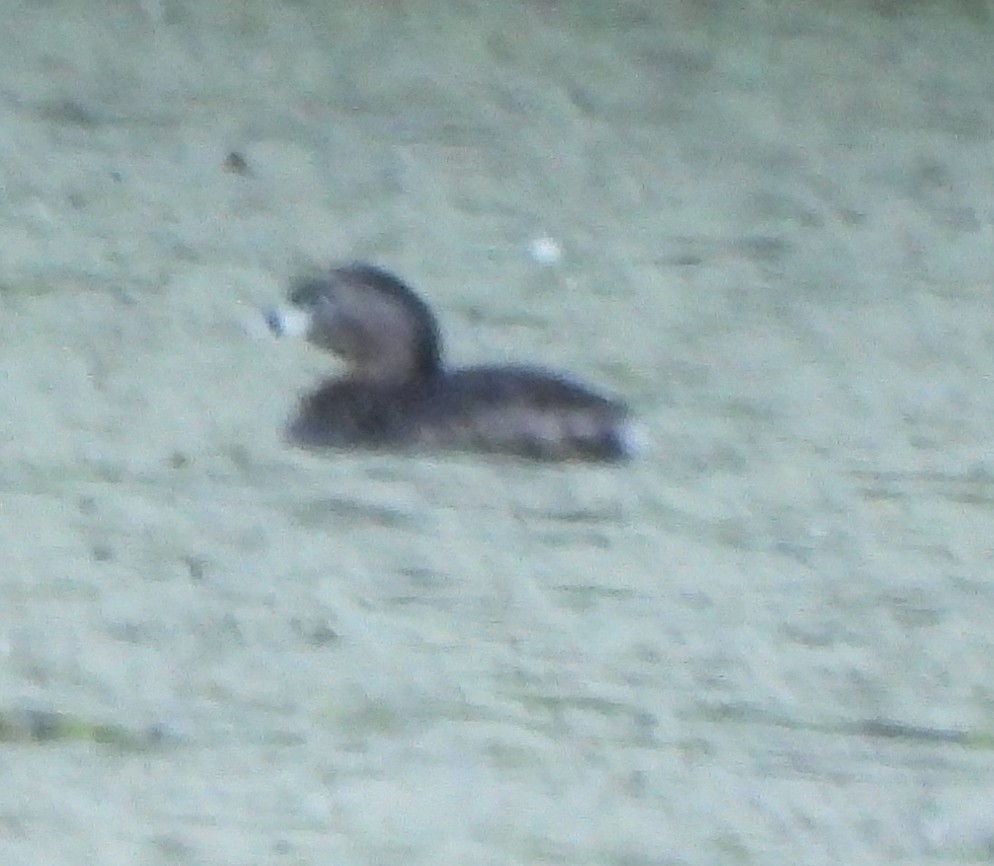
[265,263,634,461]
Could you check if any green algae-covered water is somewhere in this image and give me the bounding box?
[2,2,994,863]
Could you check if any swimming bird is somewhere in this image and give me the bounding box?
[265,263,635,461]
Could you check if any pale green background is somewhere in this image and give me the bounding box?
[2,1,994,863]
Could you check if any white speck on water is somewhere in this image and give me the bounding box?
[527,236,563,266]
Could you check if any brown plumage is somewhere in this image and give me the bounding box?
[265,263,635,461]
